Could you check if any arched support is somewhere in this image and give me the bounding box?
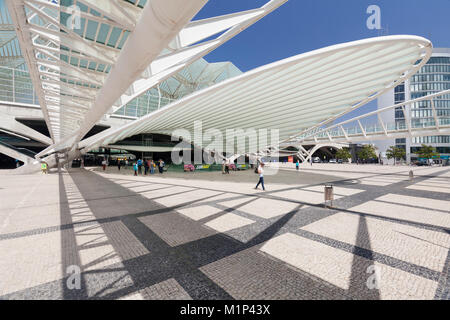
[303,143,344,163]
[296,152,306,162]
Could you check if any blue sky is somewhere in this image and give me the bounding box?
[197,0,450,124]
[197,0,450,71]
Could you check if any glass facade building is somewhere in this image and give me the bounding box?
[113,57,242,118]
[0,58,242,119]
[0,0,243,120]
[377,48,450,162]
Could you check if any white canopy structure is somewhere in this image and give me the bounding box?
[6,0,287,145]
[76,35,432,156]
[1,0,436,169]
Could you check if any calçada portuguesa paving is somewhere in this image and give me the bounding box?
[0,163,448,300]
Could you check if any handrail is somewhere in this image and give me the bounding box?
[294,89,450,143]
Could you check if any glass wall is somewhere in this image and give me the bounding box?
[394,55,450,154]
[0,66,37,104]
[113,58,242,118]
[394,84,406,150]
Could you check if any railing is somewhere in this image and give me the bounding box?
[291,89,450,144]
[303,118,450,142]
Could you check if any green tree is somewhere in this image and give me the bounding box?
[416,144,439,160]
[335,147,351,161]
[357,144,377,163]
[386,146,406,165]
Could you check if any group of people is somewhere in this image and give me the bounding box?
[132,159,165,176]
[100,158,166,176]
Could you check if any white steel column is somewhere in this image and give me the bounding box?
[74,0,208,144]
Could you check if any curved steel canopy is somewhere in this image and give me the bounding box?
[6,0,287,146]
[79,35,432,155]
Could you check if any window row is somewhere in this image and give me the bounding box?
[411,82,450,92]
[410,109,450,117]
[417,65,450,74]
[427,57,450,64]
[412,100,450,108]
[412,136,450,144]
[411,74,450,82]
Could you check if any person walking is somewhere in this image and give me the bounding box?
[137,158,142,175]
[117,160,121,171]
[148,159,153,174]
[102,159,106,171]
[222,159,226,174]
[144,159,149,175]
[150,160,155,174]
[158,159,165,174]
[225,159,230,174]
[255,162,265,191]
[133,162,138,176]
[296,160,300,171]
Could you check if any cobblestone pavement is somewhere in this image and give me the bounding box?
[0,164,449,300]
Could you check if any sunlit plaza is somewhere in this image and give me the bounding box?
[0,0,449,303]
[0,163,448,300]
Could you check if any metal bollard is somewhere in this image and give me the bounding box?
[409,170,414,181]
[324,184,334,208]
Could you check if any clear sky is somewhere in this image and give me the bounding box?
[197,0,450,71]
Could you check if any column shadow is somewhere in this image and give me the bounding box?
[67,169,350,300]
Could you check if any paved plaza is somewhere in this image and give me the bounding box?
[0,163,449,300]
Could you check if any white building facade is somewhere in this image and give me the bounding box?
[376,48,450,163]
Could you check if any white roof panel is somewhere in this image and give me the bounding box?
[80,35,432,154]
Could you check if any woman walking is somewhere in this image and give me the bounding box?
[255,162,265,191]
